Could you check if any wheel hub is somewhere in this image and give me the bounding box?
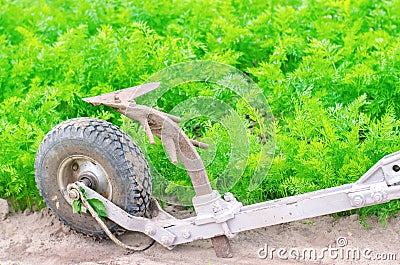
[58,155,113,205]
[78,171,98,189]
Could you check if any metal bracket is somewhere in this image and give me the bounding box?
[67,182,177,249]
[192,191,242,225]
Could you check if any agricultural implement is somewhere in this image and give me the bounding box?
[35,82,400,258]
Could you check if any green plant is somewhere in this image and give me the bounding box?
[0,0,399,224]
[72,187,108,220]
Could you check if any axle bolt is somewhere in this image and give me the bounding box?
[78,172,98,189]
[68,189,80,201]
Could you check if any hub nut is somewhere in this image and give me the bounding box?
[68,189,80,201]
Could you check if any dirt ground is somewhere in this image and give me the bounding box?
[0,206,399,265]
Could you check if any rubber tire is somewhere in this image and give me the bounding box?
[35,117,152,237]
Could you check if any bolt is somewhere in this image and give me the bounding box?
[144,225,156,236]
[68,189,80,200]
[393,165,400,172]
[114,92,121,103]
[372,192,383,202]
[224,192,234,202]
[212,202,224,214]
[72,163,79,171]
[352,195,364,207]
[182,231,191,239]
[161,235,174,246]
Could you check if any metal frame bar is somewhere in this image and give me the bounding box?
[68,149,400,244]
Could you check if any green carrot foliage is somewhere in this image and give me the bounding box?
[0,0,399,223]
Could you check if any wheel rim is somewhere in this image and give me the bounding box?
[57,155,113,205]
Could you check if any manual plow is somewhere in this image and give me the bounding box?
[35,82,400,257]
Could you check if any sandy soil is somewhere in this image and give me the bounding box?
[0,206,399,265]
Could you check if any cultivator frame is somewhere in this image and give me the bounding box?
[59,82,400,257]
